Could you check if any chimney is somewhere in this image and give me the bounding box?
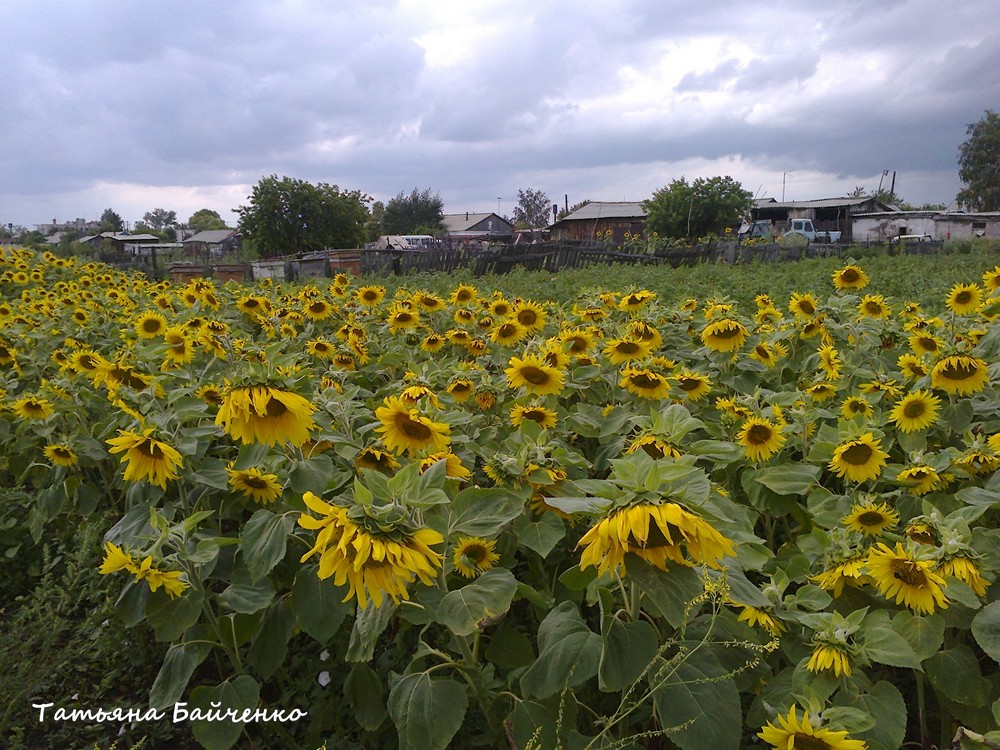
[465,211,469,221]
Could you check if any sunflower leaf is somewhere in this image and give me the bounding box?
[388,672,467,750]
[437,568,517,636]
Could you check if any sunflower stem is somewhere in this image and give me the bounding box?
[916,669,930,749]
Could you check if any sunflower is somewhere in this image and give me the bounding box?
[237,294,267,317]
[938,555,989,597]
[452,536,501,578]
[106,429,183,489]
[490,320,529,346]
[806,382,838,402]
[867,542,949,614]
[946,283,983,315]
[446,328,471,346]
[419,451,471,481]
[749,341,786,368]
[306,338,336,359]
[215,385,317,447]
[446,379,475,403]
[70,349,107,375]
[889,389,940,433]
[858,294,891,319]
[505,354,565,396]
[162,327,195,366]
[842,500,898,536]
[387,306,420,332]
[421,333,447,353]
[908,331,942,357]
[297,492,443,609]
[930,354,989,395]
[832,264,869,291]
[302,298,334,321]
[758,705,866,750]
[905,520,937,545]
[788,292,819,318]
[737,417,786,462]
[627,320,662,349]
[619,367,671,400]
[828,433,889,483]
[840,396,873,420]
[375,396,451,455]
[578,502,735,576]
[700,318,749,352]
[897,353,928,379]
[12,395,54,420]
[44,443,78,467]
[604,334,653,364]
[354,446,401,472]
[356,285,386,306]
[627,434,682,460]
[807,643,852,677]
[818,344,841,379]
[135,311,167,339]
[196,384,225,406]
[450,284,478,305]
[736,605,786,635]
[510,403,558,429]
[513,300,546,331]
[453,308,476,325]
[672,370,712,401]
[618,290,656,312]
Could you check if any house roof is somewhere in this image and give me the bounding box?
[183,230,234,244]
[754,197,894,210]
[551,201,647,226]
[442,213,510,232]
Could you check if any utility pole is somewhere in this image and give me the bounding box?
[782,172,793,202]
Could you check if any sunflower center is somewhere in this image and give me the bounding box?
[309,302,326,313]
[450,382,471,394]
[362,291,378,301]
[142,318,160,333]
[841,269,859,283]
[955,291,973,305]
[678,377,701,392]
[903,401,926,419]
[498,323,517,337]
[395,313,413,323]
[712,323,741,339]
[941,359,978,380]
[462,543,488,564]
[523,409,547,423]
[857,511,887,526]
[265,398,288,418]
[918,337,937,351]
[519,366,551,386]
[892,559,928,587]
[630,373,661,390]
[567,337,588,353]
[746,424,773,445]
[798,301,816,315]
[137,440,165,459]
[615,341,641,355]
[53,447,72,458]
[841,443,873,465]
[791,733,833,750]
[396,414,433,440]
[865,302,882,314]
[628,519,678,550]
[517,310,538,326]
[242,476,270,490]
[755,345,770,358]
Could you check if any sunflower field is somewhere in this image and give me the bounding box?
[3,244,1000,750]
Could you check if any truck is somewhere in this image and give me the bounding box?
[784,219,841,243]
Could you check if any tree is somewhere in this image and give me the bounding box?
[957,110,1000,211]
[367,201,386,243]
[187,209,229,233]
[237,175,371,258]
[381,188,445,235]
[141,208,177,230]
[513,188,553,228]
[643,176,753,239]
[99,208,124,233]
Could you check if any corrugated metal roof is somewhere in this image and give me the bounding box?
[442,213,504,232]
[554,201,647,223]
[754,197,881,209]
[184,230,234,243]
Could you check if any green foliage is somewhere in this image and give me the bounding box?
[187,208,229,232]
[237,175,370,257]
[958,109,1000,211]
[99,208,124,233]
[513,187,553,228]
[643,175,753,239]
[381,188,445,235]
[141,208,178,231]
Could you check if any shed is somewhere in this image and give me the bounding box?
[442,212,513,241]
[548,202,647,242]
[752,197,897,243]
[183,230,240,258]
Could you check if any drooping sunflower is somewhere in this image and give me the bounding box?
[227,465,283,504]
[446,379,475,403]
[106,429,184,489]
[788,292,819,318]
[700,318,749,352]
[70,349,108,375]
[619,368,671,400]
[12,395,54,420]
[946,282,983,315]
[842,500,898,536]
[807,643,852,677]
[421,333,446,353]
[419,451,471,481]
[867,542,949,614]
[375,395,451,455]
[44,443,78,467]
[897,465,942,495]
[306,338,336,359]
[737,417,786,462]
[627,434,682,460]
[603,337,652,365]
[490,320,529,346]
[387,306,421,332]
[627,320,662,349]
[215,385,317,447]
[930,354,990,395]
[828,433,889,483]
[354,446,401,472]
[813,556,871,597]
[735,605,786,635]
[832,264,869,291]
[758,705,866,750]
[672,370,712,402]
[510,403,558,429]
[806,381,838,402]
[135,311,168,339]
[578,502,735,576]
[889,389,940,433]
[749,341,786,368]
[452,536,501,578]
[356,285,386,306]
[897,353,928,380]
[618,290,656,312]
[938,555,989,597]
[858,294,891,319]
[195,383,225,406]
[297,492,443,609]
[504,354,565,396]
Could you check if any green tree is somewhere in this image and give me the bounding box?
[237,175,371,257]
[367,200,386,243]
[381,188,445,235]
[513,187,553,228]
[187,209,229,232]
[643,176,752,239]
[141,208,177,230]
[99,208,124,233]
[957,110,1000,211]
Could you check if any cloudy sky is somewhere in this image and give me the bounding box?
[3,0,997,230]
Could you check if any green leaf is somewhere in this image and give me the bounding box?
[115,579,150,627]
[753,464,821,495]
[972,601,1000,662]
[246,600,295,679]
[438,568,518,636]
[485,625,536,669]
[822,706,876,734]
[626,557,704,628]
[926,647,993,706]
[344,662,386,731]
[512,512,565,557]
[558,564,598,591]
[188,675,260,750]
[862,625,921,669]
[218,573,275,614]
[149,641,212,710]
[520,602,601,699]
[146,589,205,642]
[290,566,352,644]
[347,601,397,663]
[543,495,613,514]
[599,618,659,692]
[388,673,467,750]
[288,454,335,496]
[651,646,741,750]
[446,487,524,537]
[240,509,293,583]
[835,681,906,750]
[892,611,944,661]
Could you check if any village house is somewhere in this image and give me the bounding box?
[182,229,241,258]
[441,212,513,242]
[852,210,1000,242]
[548,202,647,242]
[751,197,896,244]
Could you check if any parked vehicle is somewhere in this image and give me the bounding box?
[737,220,774,242]
[889,233,933,243]
[785,219,841,243]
